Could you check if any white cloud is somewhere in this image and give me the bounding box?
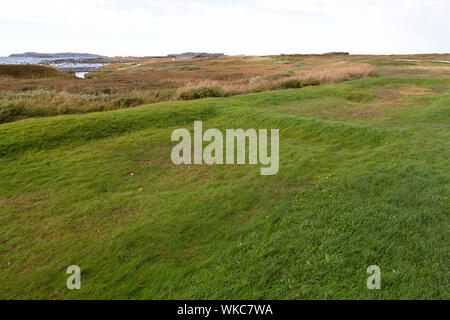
[1,0,449,56]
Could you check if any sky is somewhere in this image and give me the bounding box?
[1,0,449,57]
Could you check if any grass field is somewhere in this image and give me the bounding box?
[0,54,377,123]
[0,55,449,299]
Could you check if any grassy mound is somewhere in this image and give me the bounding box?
[0,64,67,79]
[178,87,225,100]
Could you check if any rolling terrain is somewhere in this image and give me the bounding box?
[0,55,449,299]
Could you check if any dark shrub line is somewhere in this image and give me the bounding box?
[178,79,321,101]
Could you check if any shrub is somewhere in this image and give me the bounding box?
[0,103,25,123]
[83,87,118,95]
[0,102,49,123]
[113,97,144,108]
[279,79,302,89]
[178,87,224,100]
[274,60,291,64]
[279,79,321,89]
[302,79,321,87]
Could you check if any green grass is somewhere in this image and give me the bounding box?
[0,77,448,299]
[364,60,417,66]
[337,76,450,90]
[157,65,203,71]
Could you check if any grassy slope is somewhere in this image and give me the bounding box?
[0,64,68,79]
[0,77,448,299]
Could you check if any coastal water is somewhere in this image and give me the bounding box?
[0,56,107,71]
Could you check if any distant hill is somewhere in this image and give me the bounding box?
[8,52,107,58]
[168,52,225,59]
[180,52,224,57]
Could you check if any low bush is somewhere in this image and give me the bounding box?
[0,102,50,123]
[279,79,302,89]
[0,103,25,123]
[279,79,321,89]
[113,97,144,108]
[178,87,225,100]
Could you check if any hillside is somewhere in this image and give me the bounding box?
[0,75,449,299]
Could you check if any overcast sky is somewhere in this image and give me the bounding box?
[1,0,449,57]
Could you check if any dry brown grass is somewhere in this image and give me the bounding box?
[293,61,376,83]
[1,53,447,123]
[164,59,376,96]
